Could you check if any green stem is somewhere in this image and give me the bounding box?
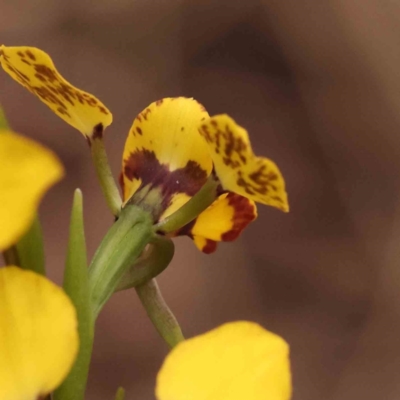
[16,216,45,275]
[154,175,218,233]
[90,137,122,217]
[114,387,125,400]
[136,278,184,348]
[89,205,153,318]
[116,235,174,292]
[0,104,10,130]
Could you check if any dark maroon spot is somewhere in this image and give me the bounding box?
[156,99,164,106]
[176,218,196,238]
[136,127,143,135]
[202,239,218,254]
[34,64,57,82]
[34,86,65,108]
[98,106,108,115]
[123,149,207,217]
[141,108,151,120]
[8,65,30,82]
[92,123,104,140]
[25,49,36,61]
[34,73,46,82]
[221,193,256,241]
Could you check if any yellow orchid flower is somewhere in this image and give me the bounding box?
[0,267,79,400]
[0,46,112,139]
[0,46,288,253]
[0,130,63,251]
[0,130,78,400]
[156,321,292,400]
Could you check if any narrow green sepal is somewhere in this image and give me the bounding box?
[136,278,184,348]
[16,216,45,275]
[89,204,153,318]
[90,136,122,217]
[114,387,125,400]
[154,175,218,234]
[54,189,94,400]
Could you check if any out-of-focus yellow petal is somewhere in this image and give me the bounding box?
[156,321,292,400]
[121,98,213,220]
[0,130,63,250]
[199,115,289,211]
[0,46,112,138]
[0,267,78,400]
[176,193,257,253]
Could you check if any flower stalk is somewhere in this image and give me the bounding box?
[90,135,122,217]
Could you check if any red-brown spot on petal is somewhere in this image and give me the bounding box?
[92,123,104,140]
[123,149,207,216]
[202,239,218,254]
[25,49,37,61]
[221,193,257,241]
[98,106,109,115]
[34,64,57,82]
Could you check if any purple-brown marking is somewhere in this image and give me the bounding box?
[123,149,207,217]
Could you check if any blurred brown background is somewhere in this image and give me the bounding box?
[2,0,400,399]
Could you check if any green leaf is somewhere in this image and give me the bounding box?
[0,105,10,130]
[54,189,94,400]
[114,387,125,400]
[16,216,46,275]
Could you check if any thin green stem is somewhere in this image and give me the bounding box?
[114,387,125,400]
[116,235,174,291]
[89,205,153,319]
[90,137,122,216]
[0,105,10,130]
[136,278,184,348]
[16,216,45,275]
[154,175,218,233]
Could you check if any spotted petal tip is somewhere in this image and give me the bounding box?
[176,193,257,254]
[0,45,112,138]
[199,114,289,212]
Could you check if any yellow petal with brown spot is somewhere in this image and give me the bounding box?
[0,130,63,250]
[0,267,78,400]
[0,46,112,138]
[176,193,257,253]
[121,98,213,219]
[156,321,292,400]
[199,115,289,211]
